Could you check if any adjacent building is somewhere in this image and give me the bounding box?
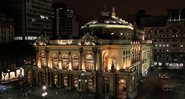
[9,0,52,40]
[52,3,79,38]
[0,13,14,42]
[143,10,185,69]
[27,8,153,99]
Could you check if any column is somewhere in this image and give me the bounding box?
[79,47,83,70]
[93,47,97,71]
[98,49,103,71]
[45,47,49,86]
[35,48,39,67]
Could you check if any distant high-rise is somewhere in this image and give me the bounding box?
[181,8,185,19]
[167,8,179,20]
[52,3,79,38]
[0,13,14,42]
[9,0,52,40]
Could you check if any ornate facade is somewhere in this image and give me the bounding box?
[28,9,153,99]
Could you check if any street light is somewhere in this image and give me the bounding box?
[80,72,87,99]
[42,85,46,91]
[7,69,10,82]
[42,85,47,99]
[42,92,48,99]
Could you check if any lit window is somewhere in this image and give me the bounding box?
[167,50,169,52]
[52,53,59,69]
[62,54,69,70]
[155,45,158,47]
[85,54,94,71]
[180,44,183,47]
[159,44,162,47]
[166,44,169,47]
[120,33,123,35]
[72,54,79,70]
[111,33,115,35]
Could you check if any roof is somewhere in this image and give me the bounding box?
[81,12,133,30]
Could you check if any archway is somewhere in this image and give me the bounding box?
[117,79,127,99]
[102,77,109,94]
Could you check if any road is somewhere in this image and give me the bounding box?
[136,68,185,99]
[0,68,185,99]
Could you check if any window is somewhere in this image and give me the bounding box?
[119,79,126,93]
[62,54,69,70]
[172,39,177,42]
[88,79,93,91]
[85,54,94,71]
[154,30,158,34]
[172,29,177,33]
[40,51,47,67]
[52,53,59,69]
[172,44,177,47]
[64,76,68,87]
[72,54,79,70]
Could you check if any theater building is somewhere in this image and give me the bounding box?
[29,9,153,98]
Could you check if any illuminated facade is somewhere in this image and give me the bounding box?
[0,68,24,83]
[30,8,153,99]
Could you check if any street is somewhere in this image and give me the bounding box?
[0,68,185,99]
[136,67,185,99]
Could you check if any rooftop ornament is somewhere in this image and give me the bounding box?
[78,33,97,46]
[33,34,49,46]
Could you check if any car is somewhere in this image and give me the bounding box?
[162,87,173,92]
[160,74,169,79]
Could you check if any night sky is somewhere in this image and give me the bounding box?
[53,0,185,20]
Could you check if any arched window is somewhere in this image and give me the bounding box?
[62,54,69,70]
[103,52,109,71]
[119,79,126,93]
[64,76,68,87]
[52,53,59,69]
[40,51,47,67]
[85,54,94,71]
[87,79,93,91]
[72,54,79,70]
[74,77,78,88]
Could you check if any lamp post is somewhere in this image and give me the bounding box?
[19,68,23,95]
[104,77,108,99]
[42,85,47,99]
[7,69,10,83]
[80,72,87,99]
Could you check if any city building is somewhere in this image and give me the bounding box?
[143,10,185,69]
[29,8,153,99]
[0,13,14,42]
[52,2,79,38]
[9,0,52,40]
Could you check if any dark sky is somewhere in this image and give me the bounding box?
[53,0,185,20]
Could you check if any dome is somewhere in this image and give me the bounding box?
[81,12,133,30]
